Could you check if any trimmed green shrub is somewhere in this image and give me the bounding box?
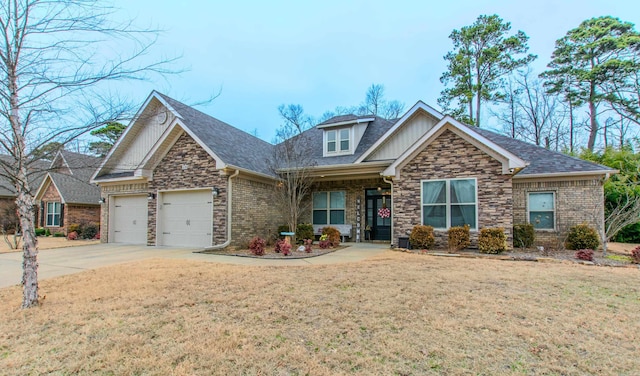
[296,223,314,243]
[447,225,470,252]
[574,249,594,261]
[409,225,435,250]
[80,223,99,239]
[277,224,290,235]
[53,232,65,237]
[249,236,266,256]
[513,223,535,248]
[321,226,341,247]
[565,224,599,250]
[478,227,507,254]
[35,228,46,236]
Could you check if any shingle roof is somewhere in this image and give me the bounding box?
[317,114,364,126]
[0,155,48,197]
[47,151,102,205]
[470,126,615,175]
[157,93,276,176]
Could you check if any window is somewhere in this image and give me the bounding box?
[325,129,350,154]
[422,178,476,229]
[528,192,555,230]
[313,191,345,225]
[46,202,61,227]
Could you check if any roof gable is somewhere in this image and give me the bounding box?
[383,116,527,178]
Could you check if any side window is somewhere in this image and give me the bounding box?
[528,192,555,230]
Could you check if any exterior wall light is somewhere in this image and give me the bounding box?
[98,197,106,204]
[212,187,220,197]
[147,193,156,200]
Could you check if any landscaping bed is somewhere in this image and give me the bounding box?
[200,244,343,259]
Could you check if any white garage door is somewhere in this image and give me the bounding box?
[159,190,213,247]
[111,195,148,244]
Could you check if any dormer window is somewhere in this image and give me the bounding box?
[325,128,351,155]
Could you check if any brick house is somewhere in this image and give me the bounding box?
[34,150,102,235]
[91,91,615,249]
[0,156,47,232]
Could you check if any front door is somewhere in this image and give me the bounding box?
[365,188,391,241]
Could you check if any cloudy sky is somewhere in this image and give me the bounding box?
[111,0,640,143]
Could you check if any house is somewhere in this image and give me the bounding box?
[91,91,615,249]
[34,150,102,235]
[0,155,48,230]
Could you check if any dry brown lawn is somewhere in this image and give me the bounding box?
[1,252,638,375]
[0,237,99,254]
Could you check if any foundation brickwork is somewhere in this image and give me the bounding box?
[394,129,513,248]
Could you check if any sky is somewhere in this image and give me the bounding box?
[110,0,640,143]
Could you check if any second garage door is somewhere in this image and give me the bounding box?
[159,190,213,247]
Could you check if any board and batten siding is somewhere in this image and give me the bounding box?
[105,100,175,173]
[367,111,438,161]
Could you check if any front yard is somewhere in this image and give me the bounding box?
[0,251,638,375]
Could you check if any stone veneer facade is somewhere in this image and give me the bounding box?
[513,178,604,248]
[394,129,513,248]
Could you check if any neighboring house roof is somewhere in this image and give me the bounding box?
[471,127,616,177]
[0,155,48,198]
[36,150,102,205]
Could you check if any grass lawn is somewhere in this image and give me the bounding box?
[1,251,638,375]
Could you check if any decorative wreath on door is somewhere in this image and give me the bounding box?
[377,207,390,218]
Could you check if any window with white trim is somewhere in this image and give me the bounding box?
[46,202,61,227]
[528,192,555,230]
[313,191,345,225]
[325,129,350,154]
[422,178,477,230]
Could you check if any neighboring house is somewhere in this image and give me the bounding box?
[34,150,102,234]
[0,155,48,228]
[91,91,615,249]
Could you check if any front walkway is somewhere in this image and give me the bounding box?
[0,242,390,288]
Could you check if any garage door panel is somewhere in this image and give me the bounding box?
[159,190,213,247]
[111,195,147,244]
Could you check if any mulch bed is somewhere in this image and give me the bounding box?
[398,247,639,267]
[200,245,343,259]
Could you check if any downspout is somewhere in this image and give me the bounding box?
[203,169,239,251]
[383,176,394,247]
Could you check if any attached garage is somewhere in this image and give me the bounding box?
[158,189,213,247]
[110,195,148,244]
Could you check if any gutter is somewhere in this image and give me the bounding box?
[383,175,394,247]
[203,169,239,251]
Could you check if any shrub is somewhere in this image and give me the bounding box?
[277,224,290,235]
[45,228,51,236]
[318,234,331,249]
[80,223,99,239]
[296,223,314,243]
[321,226,341,247]
[249,236,266,256]
[478,227,507,254]
[53,232,65,237]
[574,249,594,261]
[68,223,81,235]
[35,228,46,236]
[304,238,313,253]
[67,231,78,240]
[565,224,600,250]
[280,242,292,256]
[274,238,286,253]
[631,246,640,264]
[447,225,470,252]
[409,225,435,250]
[513,223,535,248]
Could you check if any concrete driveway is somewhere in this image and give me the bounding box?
[0,242,389,288]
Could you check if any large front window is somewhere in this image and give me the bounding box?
[528,192,555,230]
[46,202,61,227]
[313,191,345,225]
[422,178,477,229]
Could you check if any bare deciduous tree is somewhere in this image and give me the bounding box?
[269,105,316,243]
[0,0,177,308]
